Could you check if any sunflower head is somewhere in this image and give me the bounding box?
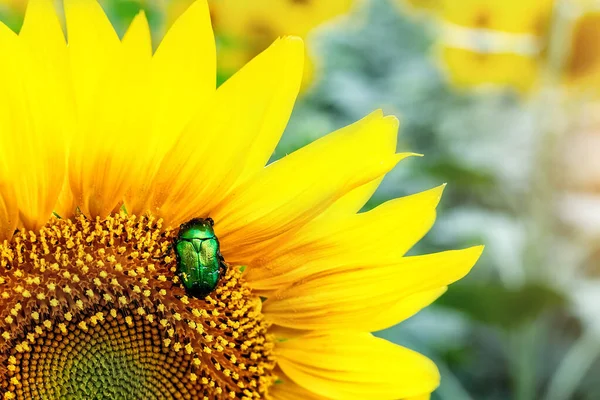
[0,1,482,399]
[0,212,274,398]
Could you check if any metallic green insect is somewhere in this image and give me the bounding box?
[174,218,226,298]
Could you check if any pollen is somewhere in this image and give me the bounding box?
[0,212,275,399]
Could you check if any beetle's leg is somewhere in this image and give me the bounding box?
[220,261,228,276]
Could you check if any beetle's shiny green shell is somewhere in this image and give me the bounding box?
[174,218,224,297]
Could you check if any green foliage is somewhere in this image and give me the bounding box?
[438,282,566,329]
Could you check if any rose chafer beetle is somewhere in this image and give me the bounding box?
[174,218,226,298]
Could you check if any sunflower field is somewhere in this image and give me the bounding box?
[0,0,598,399]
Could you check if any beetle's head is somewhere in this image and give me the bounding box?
[178,218,217,241]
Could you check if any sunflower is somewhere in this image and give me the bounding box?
[404,0,553,92]
[437,47,541,92]
[165,0,353,87]
[0,1,482,399]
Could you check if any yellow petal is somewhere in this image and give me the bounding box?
[65,3,164,218]
[234,37,303,184]
[146,37,304,226]
[276,332,439,400]
[269,373,328,400]
[0,179,18,242]
[0,8,68,231]
[367,287,447,332]
[64,0,120,116]
[119,11,161,216]
[20,0,65,60]
[120,7,210,218]
[120,11,152,139]
[0,127,18,241]
[322,176,384,218]
[245,185,443,292]
[269,287,444,340]
[54,174,76,219]
[208,0,353,86]
[262,246,483,331]
[20,0,73,225]
[0,25,20,239]
[150,0,216,146]
[65,0,132,217]
[124,0,217,216]
[122,11,152,63]
[213,111,401,263]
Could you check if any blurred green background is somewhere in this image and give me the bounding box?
[4,0,600,399]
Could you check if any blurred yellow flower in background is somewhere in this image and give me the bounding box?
[437,0,553,92]
[564,10,600,94]
[438,48,541,92]
[166,0,354,87]
[437,0,554,35]
[399,0,554,92]
[0,0,482,399]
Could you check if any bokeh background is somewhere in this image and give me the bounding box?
[3,0,600,399]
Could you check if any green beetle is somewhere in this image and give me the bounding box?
[174,218,226,298]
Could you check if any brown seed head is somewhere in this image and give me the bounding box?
[0,212,275,399]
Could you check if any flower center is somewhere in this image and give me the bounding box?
[0,213,275,399]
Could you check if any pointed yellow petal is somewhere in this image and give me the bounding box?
[276,332,439,400]
[0,11,68,231]
[122,11,152,62]
[245,185,444,292]
[0,25,20,239]
[124,0,216,215]
[367,287,447,332]
[54,174,76,219]
[65,2,161,218]
[0,126,18,240]
[405,395,431,400]
[64,0,120,115]
[262,246,483,331]
[150,0,215,142]
[120,10,153,154]
[19,0,73,225]
[213,111,400,263]
[118,11,164,216]
[145,37,303,225]
[0,180,18,242]
[65,0,136,217]
[268,325,307,341]
[321,176,384,218]
[20,0,65,56]
[234,36,303,184]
